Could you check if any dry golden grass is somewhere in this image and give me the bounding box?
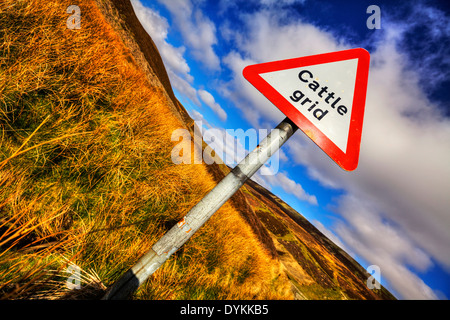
[0,0,293,299]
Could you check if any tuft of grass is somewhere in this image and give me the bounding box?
[0,0,293,299]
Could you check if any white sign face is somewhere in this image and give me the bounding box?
[243,48,370,171]
[259,59,358,152]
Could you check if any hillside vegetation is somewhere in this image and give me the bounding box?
[0,0,293,299]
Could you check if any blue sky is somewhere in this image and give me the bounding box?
[130,0,450,299]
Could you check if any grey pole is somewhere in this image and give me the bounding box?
[102,117,298,300]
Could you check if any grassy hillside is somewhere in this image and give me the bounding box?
[0,0,292,299]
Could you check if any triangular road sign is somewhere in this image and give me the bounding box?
[243,48,370,171]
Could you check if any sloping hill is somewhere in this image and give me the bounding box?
[97,0,193,128]
[0,0,395,300]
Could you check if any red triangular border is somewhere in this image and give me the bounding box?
[243,48,370,171]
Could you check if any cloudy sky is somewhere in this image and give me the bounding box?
[130,0,450,299]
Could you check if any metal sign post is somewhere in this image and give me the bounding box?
[103,117,298,299]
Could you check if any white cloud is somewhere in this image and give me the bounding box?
[132,0,227,115]
[198,89,227,121]
[222,10,345,128]
[334,195,438,299]
[131,0,191,80]
[237,10,343,63]
[157,0,220,70]
[189,109,204,123]
[256,167,318,205]
[168,69,200,105]
[131,0,200,106]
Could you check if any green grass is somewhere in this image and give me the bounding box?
[298,283,343,300]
